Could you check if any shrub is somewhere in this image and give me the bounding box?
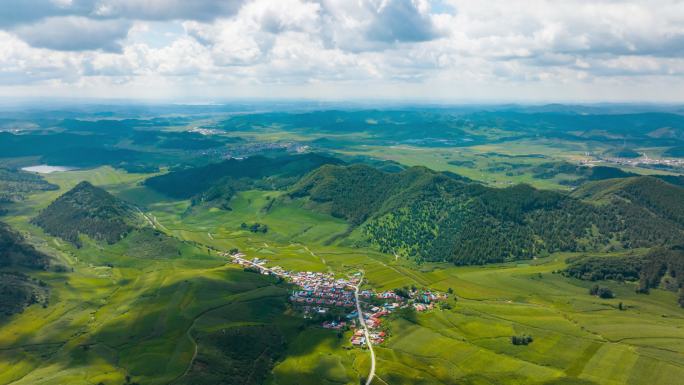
[511,335,533,345]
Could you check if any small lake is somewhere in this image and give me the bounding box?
[21,165,78,174]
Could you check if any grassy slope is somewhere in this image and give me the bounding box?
[1,167,683,385]
[0,168,316,385]
[136,169,684,385]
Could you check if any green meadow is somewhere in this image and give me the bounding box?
[1,166,683,385]
[337,139,676,190]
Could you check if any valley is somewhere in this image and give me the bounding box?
[0,106,683,385]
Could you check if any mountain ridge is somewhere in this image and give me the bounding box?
[291,164,684,265]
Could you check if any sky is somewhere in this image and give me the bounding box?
[1,0,683,103]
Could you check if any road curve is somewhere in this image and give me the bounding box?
[354,272,376,385]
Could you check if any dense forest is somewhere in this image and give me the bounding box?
[32,181,136,246]
[563,254,644,282]
[0,168,58,204]
[292,165,684,265]
[145,153,343,203]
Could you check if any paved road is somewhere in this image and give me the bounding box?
[228,254,377,384]
[354,272,376,385]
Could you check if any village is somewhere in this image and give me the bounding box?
[225,251,449,348]
[582,152,684,171]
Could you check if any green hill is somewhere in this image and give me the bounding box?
[0,223,51,316]
[664,145,684,157]
[0,168,58,204]
[292,165,684,264]
[32,181,137,246]
[572,176,684,226]
[291,164,470,225]
[0,222,50,270]
[0,271,49,317]
[145,153,343,202]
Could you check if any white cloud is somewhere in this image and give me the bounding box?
[0,0,683,101]
[92,0,245,21]
[13,16,132,52]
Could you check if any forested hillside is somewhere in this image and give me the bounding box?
[0,223,51,316]
[32,181,137,246]
[0,222,50,269]
[145,153,343,203]
[572,176,684,226]
[292,165,684,264]
[0,168,58,204]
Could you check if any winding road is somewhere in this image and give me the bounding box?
[354,272,376,385]
[228,253,377,384]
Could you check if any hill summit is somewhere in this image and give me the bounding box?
[32,181,136,246]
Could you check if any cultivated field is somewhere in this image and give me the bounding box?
[1,167,683,385]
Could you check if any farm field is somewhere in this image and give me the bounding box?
[2,0,684,382]
[1,103,684,385]
[337,140,679,191]
[2,167,681,385]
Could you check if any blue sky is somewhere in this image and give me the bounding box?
[1,0,683,102]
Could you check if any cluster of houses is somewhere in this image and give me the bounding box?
[350,329,388,346]
[227,253,360,317]
[226,252,450,347]
[583,153,684,170]
[288,271,359,315]
[348,308,390,345]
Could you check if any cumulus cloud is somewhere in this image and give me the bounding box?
[14,16,132,52]
[0,0,83,27]
[365,0,438,43]
[1,0,684,101]
[317,0,444,52]
[0,0,246,28]
[92,0,245,21]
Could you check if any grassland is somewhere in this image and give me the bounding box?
[335,139,680,191]
[1,166,683,385]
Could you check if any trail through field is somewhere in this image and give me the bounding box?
[354,271,376,385]
[138,208,169,233]
[304,245,332,272]
[138,208,156,229]
[181,319,199,380]
[169,285,282,384]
